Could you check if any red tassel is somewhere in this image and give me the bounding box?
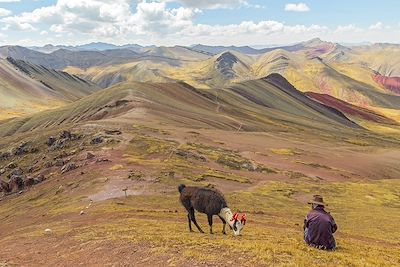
[240,214,247,225]
[231,212,239,221]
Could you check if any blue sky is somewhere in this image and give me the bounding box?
[0,0,399,46]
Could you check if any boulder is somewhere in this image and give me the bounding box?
[23,177,35,187]
[86,152,95,160]
[8,174,24,192]
[33,174,45,184]
[90,136,104,145]
[44,229,53,234]
[46,136,56,146]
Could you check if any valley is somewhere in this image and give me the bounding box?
[0,39,400,266]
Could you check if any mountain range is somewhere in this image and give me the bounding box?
[1,38,400,134]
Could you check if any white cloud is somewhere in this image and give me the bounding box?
[369,22,391,30]
[334,24,362,33]
[0,0,198,38]
[0,0,20,2]
[1,19,36,31]
[0,8,12,17]
[369,22,383,30]
[1,0,399,46]
[285,3,310,12]
[162,0,248,9]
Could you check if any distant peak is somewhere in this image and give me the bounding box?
[264,73,288,83]
[302,38,330,46]
[216,51,238,63]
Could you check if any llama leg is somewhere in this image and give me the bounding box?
[218,215,227,235]
[187,213,193,232]
[207,214,213,234]
[189,209,204,233]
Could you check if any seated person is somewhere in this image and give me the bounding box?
[304,195,337,250]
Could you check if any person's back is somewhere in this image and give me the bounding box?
[304,195,337,250]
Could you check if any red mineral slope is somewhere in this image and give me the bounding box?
[372,74,400,94]
[305,92,398,125]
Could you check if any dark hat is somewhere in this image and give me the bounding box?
[308,195,327,206]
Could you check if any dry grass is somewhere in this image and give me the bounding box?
[345,139,370,146]
[67,179,400,266]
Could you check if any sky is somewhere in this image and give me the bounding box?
[0,0,399,46]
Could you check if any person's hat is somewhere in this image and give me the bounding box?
[308,195,327,206]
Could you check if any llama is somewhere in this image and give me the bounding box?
[178,184,246,235]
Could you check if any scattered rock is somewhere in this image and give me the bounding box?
[60,131,73,140]
[8,174,24,192]
[96,158,110,163]
[33,174,45,184]
[6,162,17,170]
[55,159,65,167]
[0,151,11,161]
[44,161,53,168]
[90,136,104,145]
[13,142,29,156]
[61,163,77,174]
[44,229,53,234]
[86,152,95,160]
[50,139,67,150]
[46,136,56,146]
[23,177,35,187]
[7,167,24,179]
[28,164,40,173]
[80,210,85,215]
[128,170,144,180]
[0,180,9,192]
[175,149,207,162]
[105,129,122,135]
[0,168,5,175]
[48,131,80,151]
[55,185,63,194]
[106,138,120,144]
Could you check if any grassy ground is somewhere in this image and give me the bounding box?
[0,121,399,266]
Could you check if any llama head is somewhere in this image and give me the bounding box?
[231,213,247,236]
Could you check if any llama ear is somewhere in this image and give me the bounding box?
[240,214,247,225]
[231,212,239,221]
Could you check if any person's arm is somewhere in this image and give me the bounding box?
[331,216,337,233]
[303,215,309,230]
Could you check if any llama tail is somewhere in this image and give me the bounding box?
[178,184,186,193]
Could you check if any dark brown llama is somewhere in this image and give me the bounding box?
[178,184,246,235]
